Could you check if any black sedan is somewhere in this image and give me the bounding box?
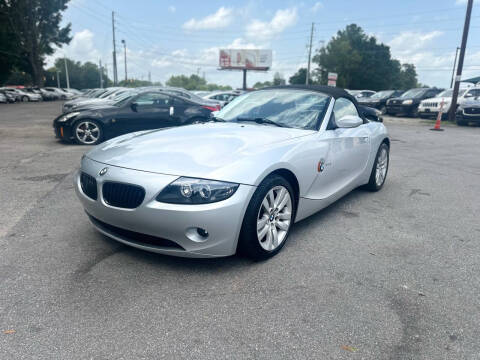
[358,90,403,114]
[53,91,216,145]
[456,98,480,126]
[386,88,443,117]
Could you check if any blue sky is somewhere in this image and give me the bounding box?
[49,0,480,88]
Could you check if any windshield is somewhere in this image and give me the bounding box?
[370,90,394,99]
[215,89,330,130]
[401,88,427,98]
[114,92,135,107]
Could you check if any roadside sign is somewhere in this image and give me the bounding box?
[327,72,337,87]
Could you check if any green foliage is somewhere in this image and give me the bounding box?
[289,68,308,85]
[0,0,71,86]
[44,58,112,89]
[312,24,419,90]
[253,81,273,89]
[166,74,231,91]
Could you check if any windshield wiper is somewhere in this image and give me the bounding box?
[236,117,289,128]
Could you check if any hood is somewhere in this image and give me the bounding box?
[86,122,315,182]
[421,96,451,104]
[74,103,117,112]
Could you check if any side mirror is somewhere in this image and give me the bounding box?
[464,93,473,98]
[131,102,138,112]
[336,115,363,128]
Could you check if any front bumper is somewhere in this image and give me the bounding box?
[386,103,417,114]
[75,157,256,257]
[53,121,74,141]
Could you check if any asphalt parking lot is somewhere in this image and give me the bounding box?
[1,102,480,359]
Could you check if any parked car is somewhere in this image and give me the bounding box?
[0,89,16,103]
[203,91,242,107]
[360,106,383,122]
[74,85,389,259]
[0,87,42,102]
[357,90,404,114]
[0,93,7,103]
[162,87,221,110]
[418,89,466,118]
[64,90,139,113]
[347,90,376,99]
[386,88,443,117]
[43,87,74,100]
[455,96,480,126]
[53,90,217,145]
[62,88,129,113]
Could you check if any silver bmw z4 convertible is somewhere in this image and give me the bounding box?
[75,85,389,260]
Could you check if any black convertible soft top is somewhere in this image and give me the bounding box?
[262,85,357,103]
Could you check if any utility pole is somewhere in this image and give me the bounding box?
[112,11,118,85]
[99,59,104,88]
[449,0,473,122]
[450,47,460,88]
[121,39,127,82]
[306,22,314,85]
[56,70,61,88]
[148,71,151,83]
[64,57,70,89]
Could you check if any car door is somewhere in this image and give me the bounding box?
[114,92,175,135]
[308,97,372,199]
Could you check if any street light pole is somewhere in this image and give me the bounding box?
[121,39,127,83]
[450,47,460,88]
[449,0,473,122]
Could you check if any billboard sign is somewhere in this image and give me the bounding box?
[219,49,272,70]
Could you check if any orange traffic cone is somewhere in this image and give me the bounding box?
[430,99,445,131]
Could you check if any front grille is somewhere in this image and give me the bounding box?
[422,102,438,108]
[88,214,185,250]
[102,182,145,209]
[464,107,480,115]
[80,172,98,200]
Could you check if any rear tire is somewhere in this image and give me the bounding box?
[22,96,29,102]
[364,143,389,191]
[238,175,295,260]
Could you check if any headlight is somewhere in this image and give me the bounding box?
[156,177,239,204]
[402,99,413,105]
[58,111,80,122]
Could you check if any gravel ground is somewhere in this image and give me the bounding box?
[1,101,479,359]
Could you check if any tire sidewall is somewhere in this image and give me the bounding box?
[22,96,29,102]
[369,143,389,191]
[73,119,103,145]
[238,174,296,260]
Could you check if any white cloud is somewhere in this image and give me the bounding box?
[168,5,176,13]
[182,7,233,30]
[388,30,443,55]
[455,0,467,5]
[312,2,323,13]
[46,29,100,67]
[245,8,298,41]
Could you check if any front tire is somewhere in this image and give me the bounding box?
[73,120,103,145]
[238,175,295,260]
[364,143,389,191]
[22,96,29,102]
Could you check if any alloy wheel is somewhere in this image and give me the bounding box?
[256,186,292,251]
[75,121,100,145]
[375,147,388,186]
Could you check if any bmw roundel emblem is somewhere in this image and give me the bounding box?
[99,167,108,176]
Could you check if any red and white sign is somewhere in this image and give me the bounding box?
[219,49,272,70]
[327,72,337,87]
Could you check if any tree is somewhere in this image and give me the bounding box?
[289,68,307,84]
[166,74,231,91]
[0,0,72,86]
[43,57,112,89]
[312,24,418,90]
[253,81,272,89]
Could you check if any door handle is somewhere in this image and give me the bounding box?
[169,106,174,116]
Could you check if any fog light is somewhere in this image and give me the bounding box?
[197,228,208,238]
